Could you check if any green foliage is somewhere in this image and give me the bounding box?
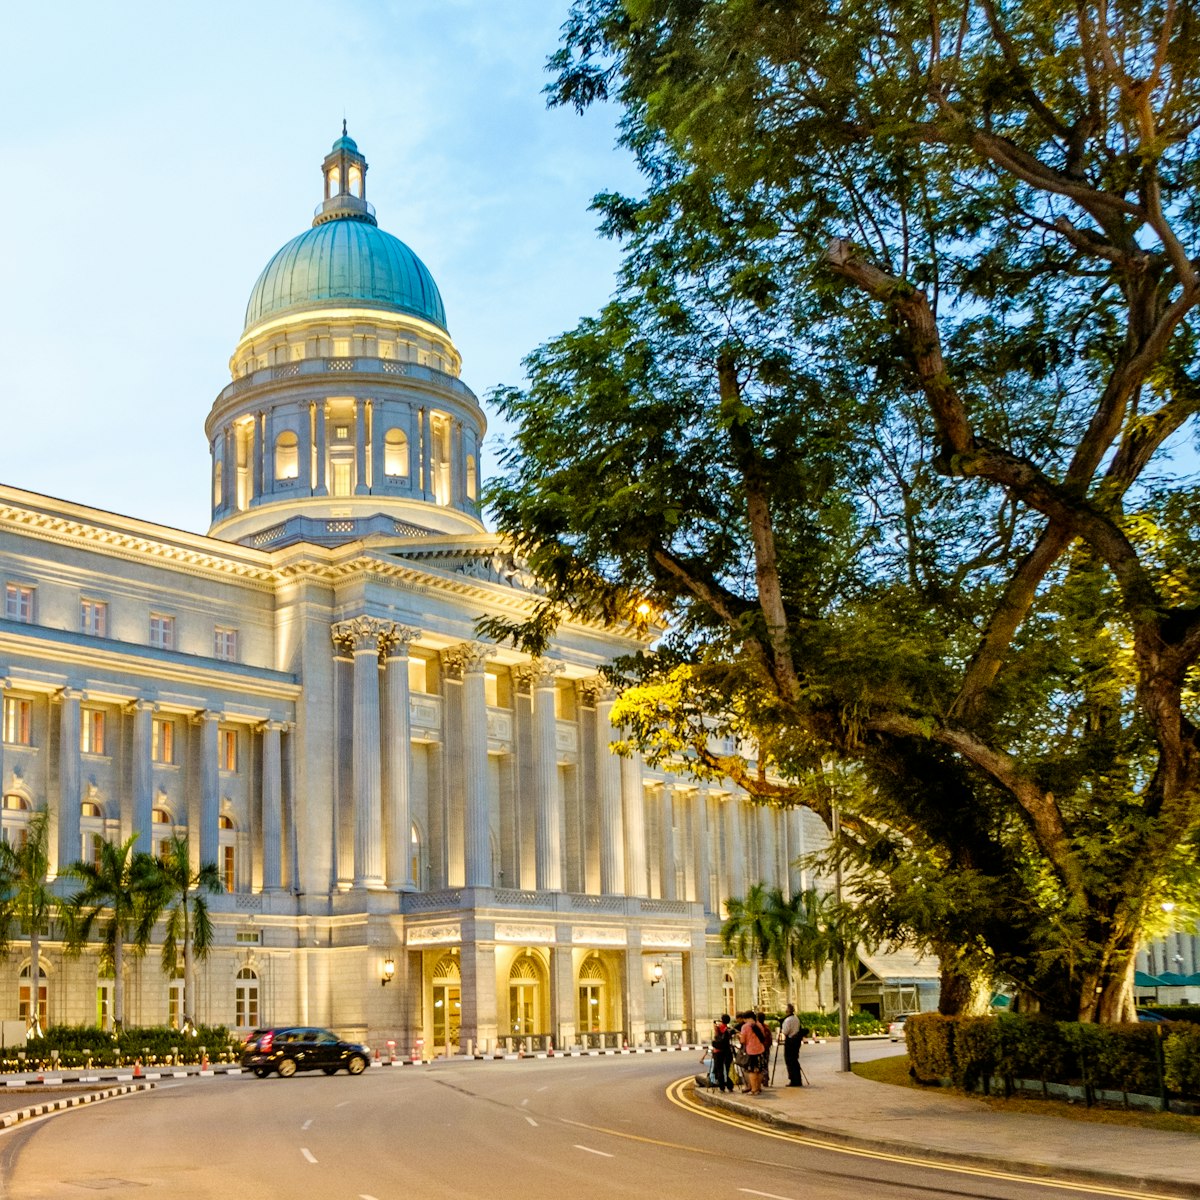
[908,1014,1200,1098]
[23,1024,238,1068]
[483,0,1200,1022]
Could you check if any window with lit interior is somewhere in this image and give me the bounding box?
[274,430,299,480]
[384,428,409,477]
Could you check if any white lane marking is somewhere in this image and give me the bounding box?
[525,1116,538,1127]
[536,1085,548,1092]
[739,1191,796,1200]
[335,1100,350,1108]
[360,1195,380,1200]
[520,1098,529,1106]
[301,1148,317,1164]
[301,1119,312,1130]
[574,1145,613,1158]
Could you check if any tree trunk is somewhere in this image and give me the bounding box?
[1078,934,1138,1023]
[28,926,41,1038]
[113,939,124,1033]
[936,948,990,1015]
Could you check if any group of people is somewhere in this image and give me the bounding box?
[704,1002,805,1095]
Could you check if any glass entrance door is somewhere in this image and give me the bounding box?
[578,984,602,1033]
[433,985,460,1055]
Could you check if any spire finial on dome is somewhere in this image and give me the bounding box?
[342,117,347,136]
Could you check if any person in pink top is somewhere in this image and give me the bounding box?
[738,1010,768,1095]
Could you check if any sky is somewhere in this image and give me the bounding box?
[0,1,638,535]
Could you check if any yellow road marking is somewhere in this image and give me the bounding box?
[665,1078,1182,1200]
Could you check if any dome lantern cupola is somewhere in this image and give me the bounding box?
[315,121,375,227]
[206,133,486,550]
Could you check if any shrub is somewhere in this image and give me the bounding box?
[1164,1024,1200,1095]
[22,1025,238,1068]
[906,1013,956,1082]
[953,1016,1000,1091]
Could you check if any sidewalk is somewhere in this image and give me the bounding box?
[696,1042,1200,1198]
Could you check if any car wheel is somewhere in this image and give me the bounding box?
[253,1067,269,1078]
[323,1066,338,1075]
[347,1055,367,1075]
[277,1058,297,1078]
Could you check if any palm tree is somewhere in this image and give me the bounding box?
[720,883,775,1006]
[152,837,220,1032]
[766,886,835,1011]
[0,809,57,1037]
[65,835,164,1033]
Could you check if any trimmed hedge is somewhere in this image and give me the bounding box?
[907,1012,1189,1100]
[16,1024,240,1069]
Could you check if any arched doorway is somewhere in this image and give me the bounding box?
[508,954,543,1039]
[432,953,460,1056]
[577,955,606,1036]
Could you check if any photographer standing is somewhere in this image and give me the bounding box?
[781,1002,803,1087]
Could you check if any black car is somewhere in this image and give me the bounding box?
[242,1027,371,1078]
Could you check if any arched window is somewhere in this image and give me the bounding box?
[274,430,299,481]
[384,427,409,477]
[81,801,106,868]
[431,414,452,505]
[19,963,47,1031]
[168,968,185,1030]
[347,165,362,197]
[723,972,736,1018]
[219,814,236,893]
[152,807,172,860]
[97,967,114,1032]
[235,967,258,1028]
[213,460,223,508]
[3,794,30,849]
[465,454,477,501]
[327,166,340,197]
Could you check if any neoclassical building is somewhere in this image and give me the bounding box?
[0,132,832,1051]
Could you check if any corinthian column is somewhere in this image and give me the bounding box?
[621,751,648,898]
[57,688,82,875]
[332,617,393,889]
[197,711,221,870]
[261,721,285,891]
[382,626,421,889]
[130,699,154,848]
[445,642,496,888]
[517,660,565,892]
[589,681,626,896]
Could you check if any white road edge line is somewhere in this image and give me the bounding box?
[301,1147,318,1164]
[574,1145,614,1158]
[359,1195,380,1199]
[739,1190,796,1200]
[525,1116,538,1127]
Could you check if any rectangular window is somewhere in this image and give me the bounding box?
[80,599,107,637]
[409,657,428,694]
[4,584,34,624]
[149,614,175,651]
[81,709,105,755]
[235,930,261,945]
[219,728,237,772]
[151,718,175,764]
[2,698,31,746]
[222,844,236,893]
[213,627,238,662]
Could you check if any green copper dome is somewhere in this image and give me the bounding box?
[244,219,448,333]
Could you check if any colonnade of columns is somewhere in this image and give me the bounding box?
[49,688,291,887]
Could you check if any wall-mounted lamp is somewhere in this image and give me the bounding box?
[381,956,396,987]
[650,962,664,987]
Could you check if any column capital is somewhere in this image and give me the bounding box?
[126,698,157,715]
[442,641,496,679]
[192,709,223,727]
[332,616,395,655]
[379,625,422,662]
[56,687,84,703]
[580,676,619,707]
[260,719,290,734]
[513,658,565,692]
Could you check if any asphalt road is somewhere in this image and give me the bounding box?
[0,1050,1151,1200]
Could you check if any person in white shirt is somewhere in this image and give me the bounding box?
[781,1002,803,1086]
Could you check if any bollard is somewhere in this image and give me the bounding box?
[412,1037,423,1064]
[133,1058,142,1078]
[387,1039,396,1064]
[547,1037,554,1058]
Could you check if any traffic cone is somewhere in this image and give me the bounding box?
[133,1058,142,1078]
[547,1038,554,1058]
[201,1051,208,1070]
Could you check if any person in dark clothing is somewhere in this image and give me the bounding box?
[781,1002,803,1086]
[709,1014,734,1092]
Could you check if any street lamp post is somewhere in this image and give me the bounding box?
[831,796,852,1074]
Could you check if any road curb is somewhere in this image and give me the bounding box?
[0,1083,154,1129]
[693,1086,1199,1199]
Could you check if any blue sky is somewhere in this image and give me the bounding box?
[0,1,636,534]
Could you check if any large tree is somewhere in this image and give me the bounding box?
[486,0,1200,1021]
[0,809,57,1037]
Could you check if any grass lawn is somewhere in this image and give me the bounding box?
[852,1051,1200,1134]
